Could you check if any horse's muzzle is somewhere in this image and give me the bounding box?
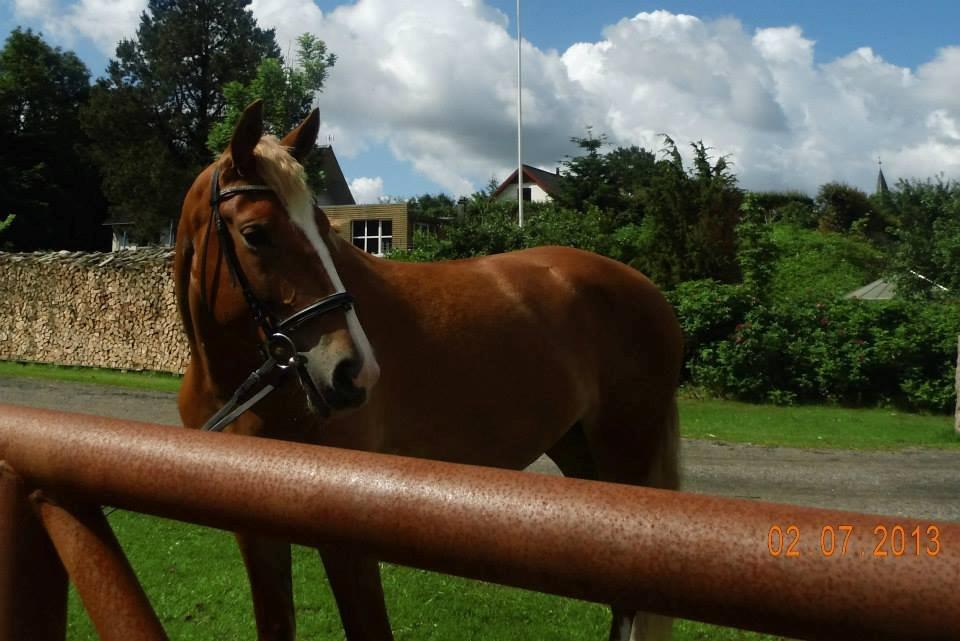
[299,356,367,414]
[324,357,368,410]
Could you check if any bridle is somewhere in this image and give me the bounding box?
[200,167,354,432]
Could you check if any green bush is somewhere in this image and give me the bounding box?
[666,279,754,375]
[522,205,614,254]
[776,200,818,228]
[815,182,873,233]
[391,203,614,262]
[684,297,960,412]
[769,224,886,302]
[390,203,524,262]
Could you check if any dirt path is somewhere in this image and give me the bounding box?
[1,376,956,522]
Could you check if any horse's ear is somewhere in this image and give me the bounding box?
[231,100,264,173]
[280,108,320,162]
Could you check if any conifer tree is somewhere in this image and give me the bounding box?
[82,0,279,241]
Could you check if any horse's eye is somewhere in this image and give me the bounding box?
[241,226,272,249]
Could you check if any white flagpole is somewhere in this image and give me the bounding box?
[517,0,523,227]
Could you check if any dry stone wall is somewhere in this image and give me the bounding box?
[0,249,189,374]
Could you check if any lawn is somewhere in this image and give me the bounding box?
[679,397,960,449]
[0,361,181,394]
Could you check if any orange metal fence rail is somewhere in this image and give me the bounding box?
[0,403,957,641]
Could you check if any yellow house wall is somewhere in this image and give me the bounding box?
[322,204,410,252]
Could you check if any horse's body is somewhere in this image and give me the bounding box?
[175,102,682,641]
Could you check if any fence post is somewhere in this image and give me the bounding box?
[35,496,169,641]
[0,464,67,641]
[955,335,959,435]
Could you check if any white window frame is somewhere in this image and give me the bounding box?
[352,219,393,256]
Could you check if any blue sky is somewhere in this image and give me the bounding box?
[4,1,960,201]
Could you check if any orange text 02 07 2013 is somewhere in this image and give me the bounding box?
[767,524,942,558]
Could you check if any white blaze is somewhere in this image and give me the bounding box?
[290,213,381,392]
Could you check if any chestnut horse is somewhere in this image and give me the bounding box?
[175,101,682,641]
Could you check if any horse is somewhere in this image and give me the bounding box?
[174,100,683,641]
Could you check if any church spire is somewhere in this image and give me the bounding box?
[876,158,889,195]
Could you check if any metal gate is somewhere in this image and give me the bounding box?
[1,404,957,640]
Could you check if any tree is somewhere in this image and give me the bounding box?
[0,28,107,250]
[736,193,779,296]
[0,213,14,250]
[406,193,457,221]
[887,178,960,297]
[814,182,873,234]
[629,138,743,288]
[556,130,656,225]
[206,33,336,190]
[82,0,279,241]
[748,190,816,226]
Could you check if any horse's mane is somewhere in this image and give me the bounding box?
[218,135,315,230]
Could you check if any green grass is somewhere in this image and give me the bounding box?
[679,398,960,450]
[66,511,788,641]
[0,361,182,394]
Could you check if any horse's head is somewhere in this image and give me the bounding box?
[176,101,379,427]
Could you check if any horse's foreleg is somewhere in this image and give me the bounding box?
[236,534,296,641]
[585,398,680,641]
[317,546,394,641]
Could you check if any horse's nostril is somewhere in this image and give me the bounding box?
[324,358,366,410]
[332,358,361,391]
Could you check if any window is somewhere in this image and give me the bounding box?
[522,187,532,202]
[352,219,393,256]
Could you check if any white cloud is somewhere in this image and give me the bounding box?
[12,2,960,195]
[14,0,144,54]
[349,176,384,204]
[268,0,593,195]
[13,0,57,18]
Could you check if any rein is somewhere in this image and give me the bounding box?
[200,167,354,432]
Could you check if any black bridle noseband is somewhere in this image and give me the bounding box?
[200,167,354,432]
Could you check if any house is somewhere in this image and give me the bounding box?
[314,145,356,206]
[324,203,411,256]
[492,164,563,203]
[312,145,415,255]
[845,279,896,300]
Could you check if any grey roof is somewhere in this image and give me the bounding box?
[315,145,355,206]
[845,279,896,300]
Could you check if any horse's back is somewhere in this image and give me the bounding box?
[359,246,682,465]
[383,244,681,385]
[480,246,682,374]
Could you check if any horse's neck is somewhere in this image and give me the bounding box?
[327,234,385,300]
[326,236,413,352]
